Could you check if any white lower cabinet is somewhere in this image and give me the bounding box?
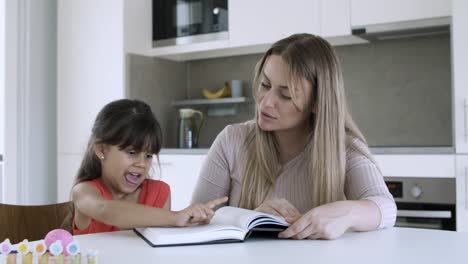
[155,154,206,211]
[374,155,455,178]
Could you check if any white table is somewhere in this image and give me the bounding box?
[74,228,468,264]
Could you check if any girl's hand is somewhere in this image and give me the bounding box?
[173,196,228,227]
[255,198,302,224]
[278,201,351,240]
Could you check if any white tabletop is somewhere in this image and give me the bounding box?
[74,227,468,264]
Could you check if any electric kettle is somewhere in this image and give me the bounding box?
[178,108,204,148]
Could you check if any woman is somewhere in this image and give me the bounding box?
[192,33,396,240]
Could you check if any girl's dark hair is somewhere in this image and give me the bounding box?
[74,99,163,185]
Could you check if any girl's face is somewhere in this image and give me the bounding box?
[257,55,313,132]
[97,144,153,195]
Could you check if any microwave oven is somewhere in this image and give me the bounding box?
[153,0,228,47]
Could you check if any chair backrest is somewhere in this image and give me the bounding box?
[0,202,73,244]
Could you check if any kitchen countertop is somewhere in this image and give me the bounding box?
[161,148,210,155]
[161,147,455,155]
[72,228,467,264]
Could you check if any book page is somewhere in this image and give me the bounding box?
[135,224,247,246]
[212,206,289,230]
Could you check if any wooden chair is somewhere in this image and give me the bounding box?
[0,202,73,244]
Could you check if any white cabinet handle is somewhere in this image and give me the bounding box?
[397,210,451,219]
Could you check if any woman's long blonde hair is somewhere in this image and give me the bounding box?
[239,33,367,210]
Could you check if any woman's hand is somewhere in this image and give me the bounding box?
[173,196,228,227]
[278,201,352,240]
[255,198,302,224]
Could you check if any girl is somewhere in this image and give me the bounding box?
[192,34,396,240]
[72,99,226,235]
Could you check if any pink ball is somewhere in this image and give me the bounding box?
[44,229,74,256]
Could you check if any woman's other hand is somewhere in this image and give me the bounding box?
[255,198,302,224]
[278,201,352,240]
[173,196,228,227]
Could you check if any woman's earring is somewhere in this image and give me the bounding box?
[100,155,105,160]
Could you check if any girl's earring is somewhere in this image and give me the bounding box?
[100,155,105,160]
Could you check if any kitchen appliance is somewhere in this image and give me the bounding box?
[384,177,456,231]
[178,108,204,148]
[352,17,450,42]
[153,0,228,47]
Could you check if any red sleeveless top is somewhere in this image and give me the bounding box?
[73,178,170,235]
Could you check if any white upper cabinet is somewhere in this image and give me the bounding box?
[148,0,453,60]
[228,0,320,47]
[124,0,153,55]
[320,0,368,46]
[351,0,451,27]
[321,0,351,38]
[452,0,468,153]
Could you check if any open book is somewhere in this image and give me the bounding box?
[134,206,290,247]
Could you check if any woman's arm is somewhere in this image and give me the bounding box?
[191,126,233,205]
[343,139,397,229]
[72,183,226,229]
[279,139,396,240]
[278,200,381,240]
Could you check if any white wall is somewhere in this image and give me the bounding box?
[57,0,126,202]
[3,0,19,204]
[0,0,5,156]
[0,0,5,202]
[3,0,57,204]
[26,0,57,204]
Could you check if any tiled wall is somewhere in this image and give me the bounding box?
[128,54,187,148]
[129,33,452,148]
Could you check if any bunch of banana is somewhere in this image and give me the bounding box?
[202,82,231,99]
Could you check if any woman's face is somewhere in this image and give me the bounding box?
[257,55,313,132]
[98,144,153,195]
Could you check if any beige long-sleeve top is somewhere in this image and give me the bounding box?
[192,121,397,228]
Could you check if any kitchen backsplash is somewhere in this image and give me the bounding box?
[129,33,451,149]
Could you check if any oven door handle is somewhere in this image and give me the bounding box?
[397,210,452,219]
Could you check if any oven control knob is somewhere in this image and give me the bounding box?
[410,185,423,198]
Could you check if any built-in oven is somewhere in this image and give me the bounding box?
[153,0,228,47]
[384,177,456,231]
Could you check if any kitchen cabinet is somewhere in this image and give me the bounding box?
[350,0,451,27]
[150,0,322,61]
[452,0,468,153]
[149,0,363,61]
[321,0,351,38]
[155,154,206,210]
[320,0,370,46]
[374,155,455,178]
[228,0,320,48]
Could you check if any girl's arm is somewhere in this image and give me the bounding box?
[72,183,226,230]
[163,193,171,210]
